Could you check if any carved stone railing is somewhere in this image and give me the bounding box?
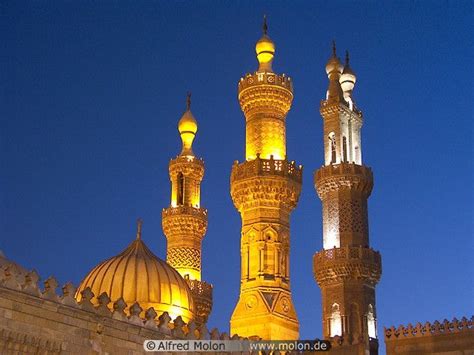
[313,246,382,286]
[238,72,293,92]
[320,98,363,117]
[231,156,303,184]
[170,154,204,167]
[315,163,373,198]
[162,206,208,219]
[384,316,474,340]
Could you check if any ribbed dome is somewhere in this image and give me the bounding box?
[76,235,195,322]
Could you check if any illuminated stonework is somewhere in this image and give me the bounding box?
[230,20,302,340]
[313,45,381,354]
[162,96,213,326]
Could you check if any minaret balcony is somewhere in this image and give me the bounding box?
[315,163,373,198]
[231,156,302,184]
[162,206,207,220]
[313,246,382,286]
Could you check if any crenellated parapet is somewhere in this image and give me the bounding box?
[313,246,382,286]
[315,163,373,198]
[384,316,474,340]
[0,263,236,344]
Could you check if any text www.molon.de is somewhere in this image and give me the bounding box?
[144,339,331,352]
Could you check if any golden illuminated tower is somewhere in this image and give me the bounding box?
[230,18,302,340]
[313,45,381,354]
[162,94,212,326]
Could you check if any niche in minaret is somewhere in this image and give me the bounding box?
[342,136,348,162]
[329,134,337,164]
[177,172,184,205]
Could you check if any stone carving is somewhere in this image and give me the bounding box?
[167,247,201,270]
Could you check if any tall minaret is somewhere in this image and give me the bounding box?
[230,18,302,340]
[162,94,212,326]
[313,45,382,354]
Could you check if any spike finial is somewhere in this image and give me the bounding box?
[136,218,143,240]
[345,50,350,66]
[332,40,337,57]
[186,92,191,111]
[263,15,268,35]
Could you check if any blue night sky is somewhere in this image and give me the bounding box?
[1,0,472,350]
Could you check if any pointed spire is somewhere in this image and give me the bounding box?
[136,218,143,240]
[345,50,350,66]
[186,92,191,111]
[263,15,268,35]
[332,40,337,57]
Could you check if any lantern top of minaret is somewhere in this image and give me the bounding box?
[325,40,343,76]
[255,15,275,72]
[178,92,198,156]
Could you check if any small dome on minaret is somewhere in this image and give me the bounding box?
[340,50,357,93]
[178,92,198,156]
[325,41,343,76]
[255,15,275,72]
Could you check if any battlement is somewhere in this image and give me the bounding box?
[238,71,293,93]
[384,316,474,340]
[231,155,303,184]
[0,262,240,345]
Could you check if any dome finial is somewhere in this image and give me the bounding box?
[136,218,143,240]
[186,92,191,111]
[255,16,275,72]
[332,40,337,57]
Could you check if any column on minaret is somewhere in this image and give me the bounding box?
[161,94,213,326]
[230,17,303,340]
[313,44,382,354]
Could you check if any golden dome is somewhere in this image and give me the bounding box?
[255,16,275,71]
[76,221,195,322]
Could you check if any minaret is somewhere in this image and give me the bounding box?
[230,18,302,340]
[313,45,382,354]
[162,94,212,326]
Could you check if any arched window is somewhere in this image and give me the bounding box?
[177,172,184,205]
[330,303,342,336]
[342,136,348,162]
[367,304,377,338]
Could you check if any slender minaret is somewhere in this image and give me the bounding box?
[313,45,382,354]
[230,18,302,340]
[162,94,212,326]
